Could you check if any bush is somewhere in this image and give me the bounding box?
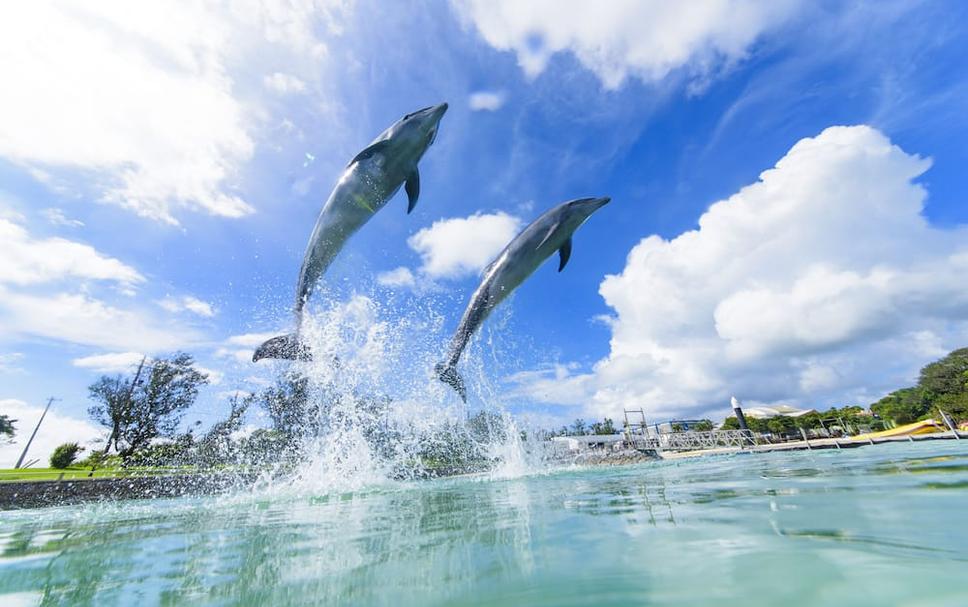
[50,442,84,469]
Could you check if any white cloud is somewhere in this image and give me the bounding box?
[0,1,353,225]
[528,126,968,421]
[72,351,145,374]
[408,212,522,279]
[0,290,197,352]
[159,295,217,318]
[468,90,506,111]
[377,267,417,289]
[217,331,282,364]
[505,363,593,406]
[0,2,260,224]
[0,218,144,287]
[226,331,280,348]
[451,0,800,89]
[264,71,307,94]
[0,352,24,373]
[195,366,224,385]
[216,348,258,364]
[41,208,84,228]
[0,398,105,467]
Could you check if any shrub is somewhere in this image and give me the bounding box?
[50,442,84,469]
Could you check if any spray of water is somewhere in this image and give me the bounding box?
[253,288,550,494]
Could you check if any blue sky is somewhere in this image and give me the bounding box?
[2,0,968,461]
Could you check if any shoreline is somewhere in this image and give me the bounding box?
[2,432,964,510]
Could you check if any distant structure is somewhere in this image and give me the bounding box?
[742,404,816,419]
[730,396,751,432]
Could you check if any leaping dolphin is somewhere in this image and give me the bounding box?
[435,196,611,400]
[254,103,449,362]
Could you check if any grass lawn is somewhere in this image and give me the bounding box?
[0,466,196,483]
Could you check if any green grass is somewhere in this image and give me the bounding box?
[0,466,198,483]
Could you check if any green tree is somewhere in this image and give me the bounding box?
[50,442,83,469]
[570,419,587,436]
[931,392,968,424]
[871,387,929,424]
[591,418,616,434]
[0,414,15,443]
[692,419,714,432]
[919,348,968,397]
[88,353,209,458]
[256,373,316,438]
[766,416,796,436]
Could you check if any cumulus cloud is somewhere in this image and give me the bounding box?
[0,290,198,351]
[0,2,352,225]
[377,267,418,289]
[0,218,144,287]
[468,90,506,111]
[41,208,84,228]
[505,363,593,406]
[0,398,105,467]
[264,71,307,94]
[408,212,522,279]
[72,351,145,373]
[0,353,24,373]
[451,0,800,89]
[523,126,968,421]
[159,295,217,318]
[0,3,259,224]
[216,331,281,363]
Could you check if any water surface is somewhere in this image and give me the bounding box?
[2,441,966,606]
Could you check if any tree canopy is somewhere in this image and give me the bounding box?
[88,353,208,457]
[871,348,968,424]
[0,414,15,443]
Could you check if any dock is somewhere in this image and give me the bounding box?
[655,430,966,460]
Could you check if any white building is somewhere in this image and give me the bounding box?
[550,434,626,453]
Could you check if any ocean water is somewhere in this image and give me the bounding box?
[1,440,966,606]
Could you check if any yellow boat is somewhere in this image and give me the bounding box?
[851,419,946,441]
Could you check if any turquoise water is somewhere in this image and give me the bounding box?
[1,441,966,606]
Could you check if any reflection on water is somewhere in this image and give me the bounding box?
[2,441,967,606]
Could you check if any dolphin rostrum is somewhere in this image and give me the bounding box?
[435,196,611,400]
[254,103,449,362]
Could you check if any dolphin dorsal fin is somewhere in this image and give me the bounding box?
[349,140,391,166]
[405,168,420,213]
[536,222,559,250]
[558,237,572,272]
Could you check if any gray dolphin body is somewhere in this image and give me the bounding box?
[435,196,611,400]
[254,103,449,362]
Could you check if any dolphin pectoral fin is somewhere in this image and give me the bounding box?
[349,140,391,166]
[405,168,420,214]
[536,222,560,250]
[252,334,312,362]
[435,363,467,402]
[558,237,572,272]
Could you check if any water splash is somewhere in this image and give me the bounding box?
[254,288,544,493]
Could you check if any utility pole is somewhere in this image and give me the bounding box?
[15,397,58,469]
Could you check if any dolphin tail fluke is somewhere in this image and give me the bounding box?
[252,334,312,362]
[435,363,466,402]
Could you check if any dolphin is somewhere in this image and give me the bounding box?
[435,196,611,400]
[253,103,449,362]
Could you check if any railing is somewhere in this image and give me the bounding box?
[658,430,755,451]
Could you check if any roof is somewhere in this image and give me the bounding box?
[743,405,816,419]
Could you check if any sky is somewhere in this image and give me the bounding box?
[2,0,968,464]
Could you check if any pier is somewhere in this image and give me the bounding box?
[621,407,966,460]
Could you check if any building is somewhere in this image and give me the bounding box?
[550,434,626,453]
[742,405,816,419]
